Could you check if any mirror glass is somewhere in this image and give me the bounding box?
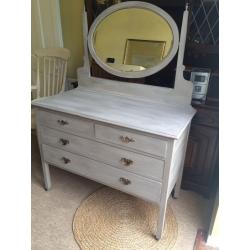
[88,4,179,78]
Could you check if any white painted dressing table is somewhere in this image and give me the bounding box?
[32,2,195,240]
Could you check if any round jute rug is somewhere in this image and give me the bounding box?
[73,187,178,250]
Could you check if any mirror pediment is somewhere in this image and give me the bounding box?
[88,1,179,78]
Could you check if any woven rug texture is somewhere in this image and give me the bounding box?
[73,187,178,250]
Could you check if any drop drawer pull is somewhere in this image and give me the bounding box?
[59,138,69,146]
[57,120,69,126]
[62,157,71,164]
[119,177,131,185]
[120,136,135,143]
[120,158,133,166]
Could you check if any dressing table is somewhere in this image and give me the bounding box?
[32,1,195,240]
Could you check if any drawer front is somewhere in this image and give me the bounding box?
[42,145,162,203]
[95,124,167,157]
[37,110,94,137]
[40,126,164,181]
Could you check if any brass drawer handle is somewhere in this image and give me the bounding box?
[57,119,69,126]
[59,138,69,146]
[120,136,135,143]
[61,157,71,164]
[120,157,133,166]
[119,177,131,185]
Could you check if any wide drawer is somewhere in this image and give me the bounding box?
[40,126,164,181]
[37,110,94,137]
[95,124,167,157]
[42,145,162,203]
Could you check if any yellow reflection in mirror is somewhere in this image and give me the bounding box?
[93,8,174,72]
[124,39,166,68]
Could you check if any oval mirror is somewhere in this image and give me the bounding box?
[88,1,179,78]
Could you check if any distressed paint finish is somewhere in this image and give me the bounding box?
[33,82,194,240]
[32,85,195,139]
[40,126,165,181]
[32,3,195,240]
[42,144,162,203]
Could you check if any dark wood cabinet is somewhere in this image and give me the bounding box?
[182,104,218,198]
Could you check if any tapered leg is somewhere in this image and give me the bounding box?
[155,200,168,240]
[173,144,186,198]
[172,145,186,199]
[173,172,182,199]
[42,162,51,190]
[173,125,191,199]
[173,157,185,199]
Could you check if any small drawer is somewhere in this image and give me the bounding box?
[42,145,162,203]
[37,110,94,137]
[95,124,167,157]
[40,126,164,181]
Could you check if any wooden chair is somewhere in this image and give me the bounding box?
[31,48,70,129]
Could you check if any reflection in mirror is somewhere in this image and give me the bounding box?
[93,8,174,72]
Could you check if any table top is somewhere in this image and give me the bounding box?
[32,85,196,139]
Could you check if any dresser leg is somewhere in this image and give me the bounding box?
[173,144,188,199]
[174,124,191,199]
[155,201,168,240]
[42,162,51,191]
[173,176,182,199]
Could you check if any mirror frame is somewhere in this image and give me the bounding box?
[87,1,180,78]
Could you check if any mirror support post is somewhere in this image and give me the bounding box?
[174,4,193,104]
[78,4,91,79]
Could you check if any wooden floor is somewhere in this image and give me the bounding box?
[193,229,219,250]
